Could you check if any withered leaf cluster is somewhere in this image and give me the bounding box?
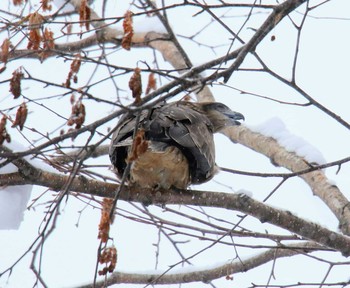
[98,198,114,243]
[129,70,157,103]
[67,98,85,129]
[12,0,26,6]
[1,39,11,67]
[145,72,157,94]
[98,246,117,276]
[64,54,82,88]
[40,0,52,12]
[1,103,29,144]
[128,67,142,103]
[127,128,148,162]
[0,116,11,145]
[12,103,28,131]
[24,11,55,55]
[122,11,134,51]
[79,0,91,31]
[41,28,54,56]
[2,70,29,144]
[10,68,24,99]
[27,12,45,50]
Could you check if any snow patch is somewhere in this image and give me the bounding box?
[4,140,57,173]
[250,117,326,165]
[133,17,166,34]
[0,185,32,230]
[0,158,32,230]
[0,141,56,230]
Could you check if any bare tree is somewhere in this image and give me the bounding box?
[1,0,350,287]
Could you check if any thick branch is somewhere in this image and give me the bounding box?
[223,125,350,235]
[1,169,350,256]
[0,146,41,179]
[77,242,323,287]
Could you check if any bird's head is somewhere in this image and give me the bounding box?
[200,102,245,132]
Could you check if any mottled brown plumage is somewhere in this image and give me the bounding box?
[109,101,244,189]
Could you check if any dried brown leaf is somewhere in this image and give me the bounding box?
[67,99,85,129]
[27,30,41,50]
[79,0,91,31]
[42,28,54,49]
[12,103,28,130]
[1,39,11,64]
[127,129,148,162]
[0,115,11,146]
[128,67,142,103]
[70,94,75,105]
[28,12,44,30]
[40,0,52,11]
[9,68,24,99]
[40,28,55,60]
[13,0,25,6]
[65,78,71,88]
[145,72,156,94]
[136,138,148,156]
[122,11,133,51]
[0,116,6,132]
[71,54,82,74]
[64,54,81,88]
[27,12,44,50]
[98,246,117,275]
[98,198,114,243]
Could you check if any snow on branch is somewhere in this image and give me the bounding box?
[250,117,325,165]
[222,125,350,235]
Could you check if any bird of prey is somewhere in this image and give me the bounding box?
[109,101,244,190]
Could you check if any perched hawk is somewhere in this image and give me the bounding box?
[109,101,244,189]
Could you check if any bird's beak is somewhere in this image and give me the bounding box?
[224,111,245,125]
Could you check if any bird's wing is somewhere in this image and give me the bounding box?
[148,102,216,183]
[110,109,148,149]
[109,107,153,176]
[109,102,216,184]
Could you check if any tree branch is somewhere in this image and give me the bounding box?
[222,125,350,235]
[50,145,109,165]
[1,166,349,256]
[222,0,307,82]
[76,242,325,287]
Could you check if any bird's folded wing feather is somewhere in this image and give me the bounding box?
[110,109,150,151]
[110,102,216,183]
[156,103,216,182]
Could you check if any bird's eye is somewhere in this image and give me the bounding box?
[216,103,225,110]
